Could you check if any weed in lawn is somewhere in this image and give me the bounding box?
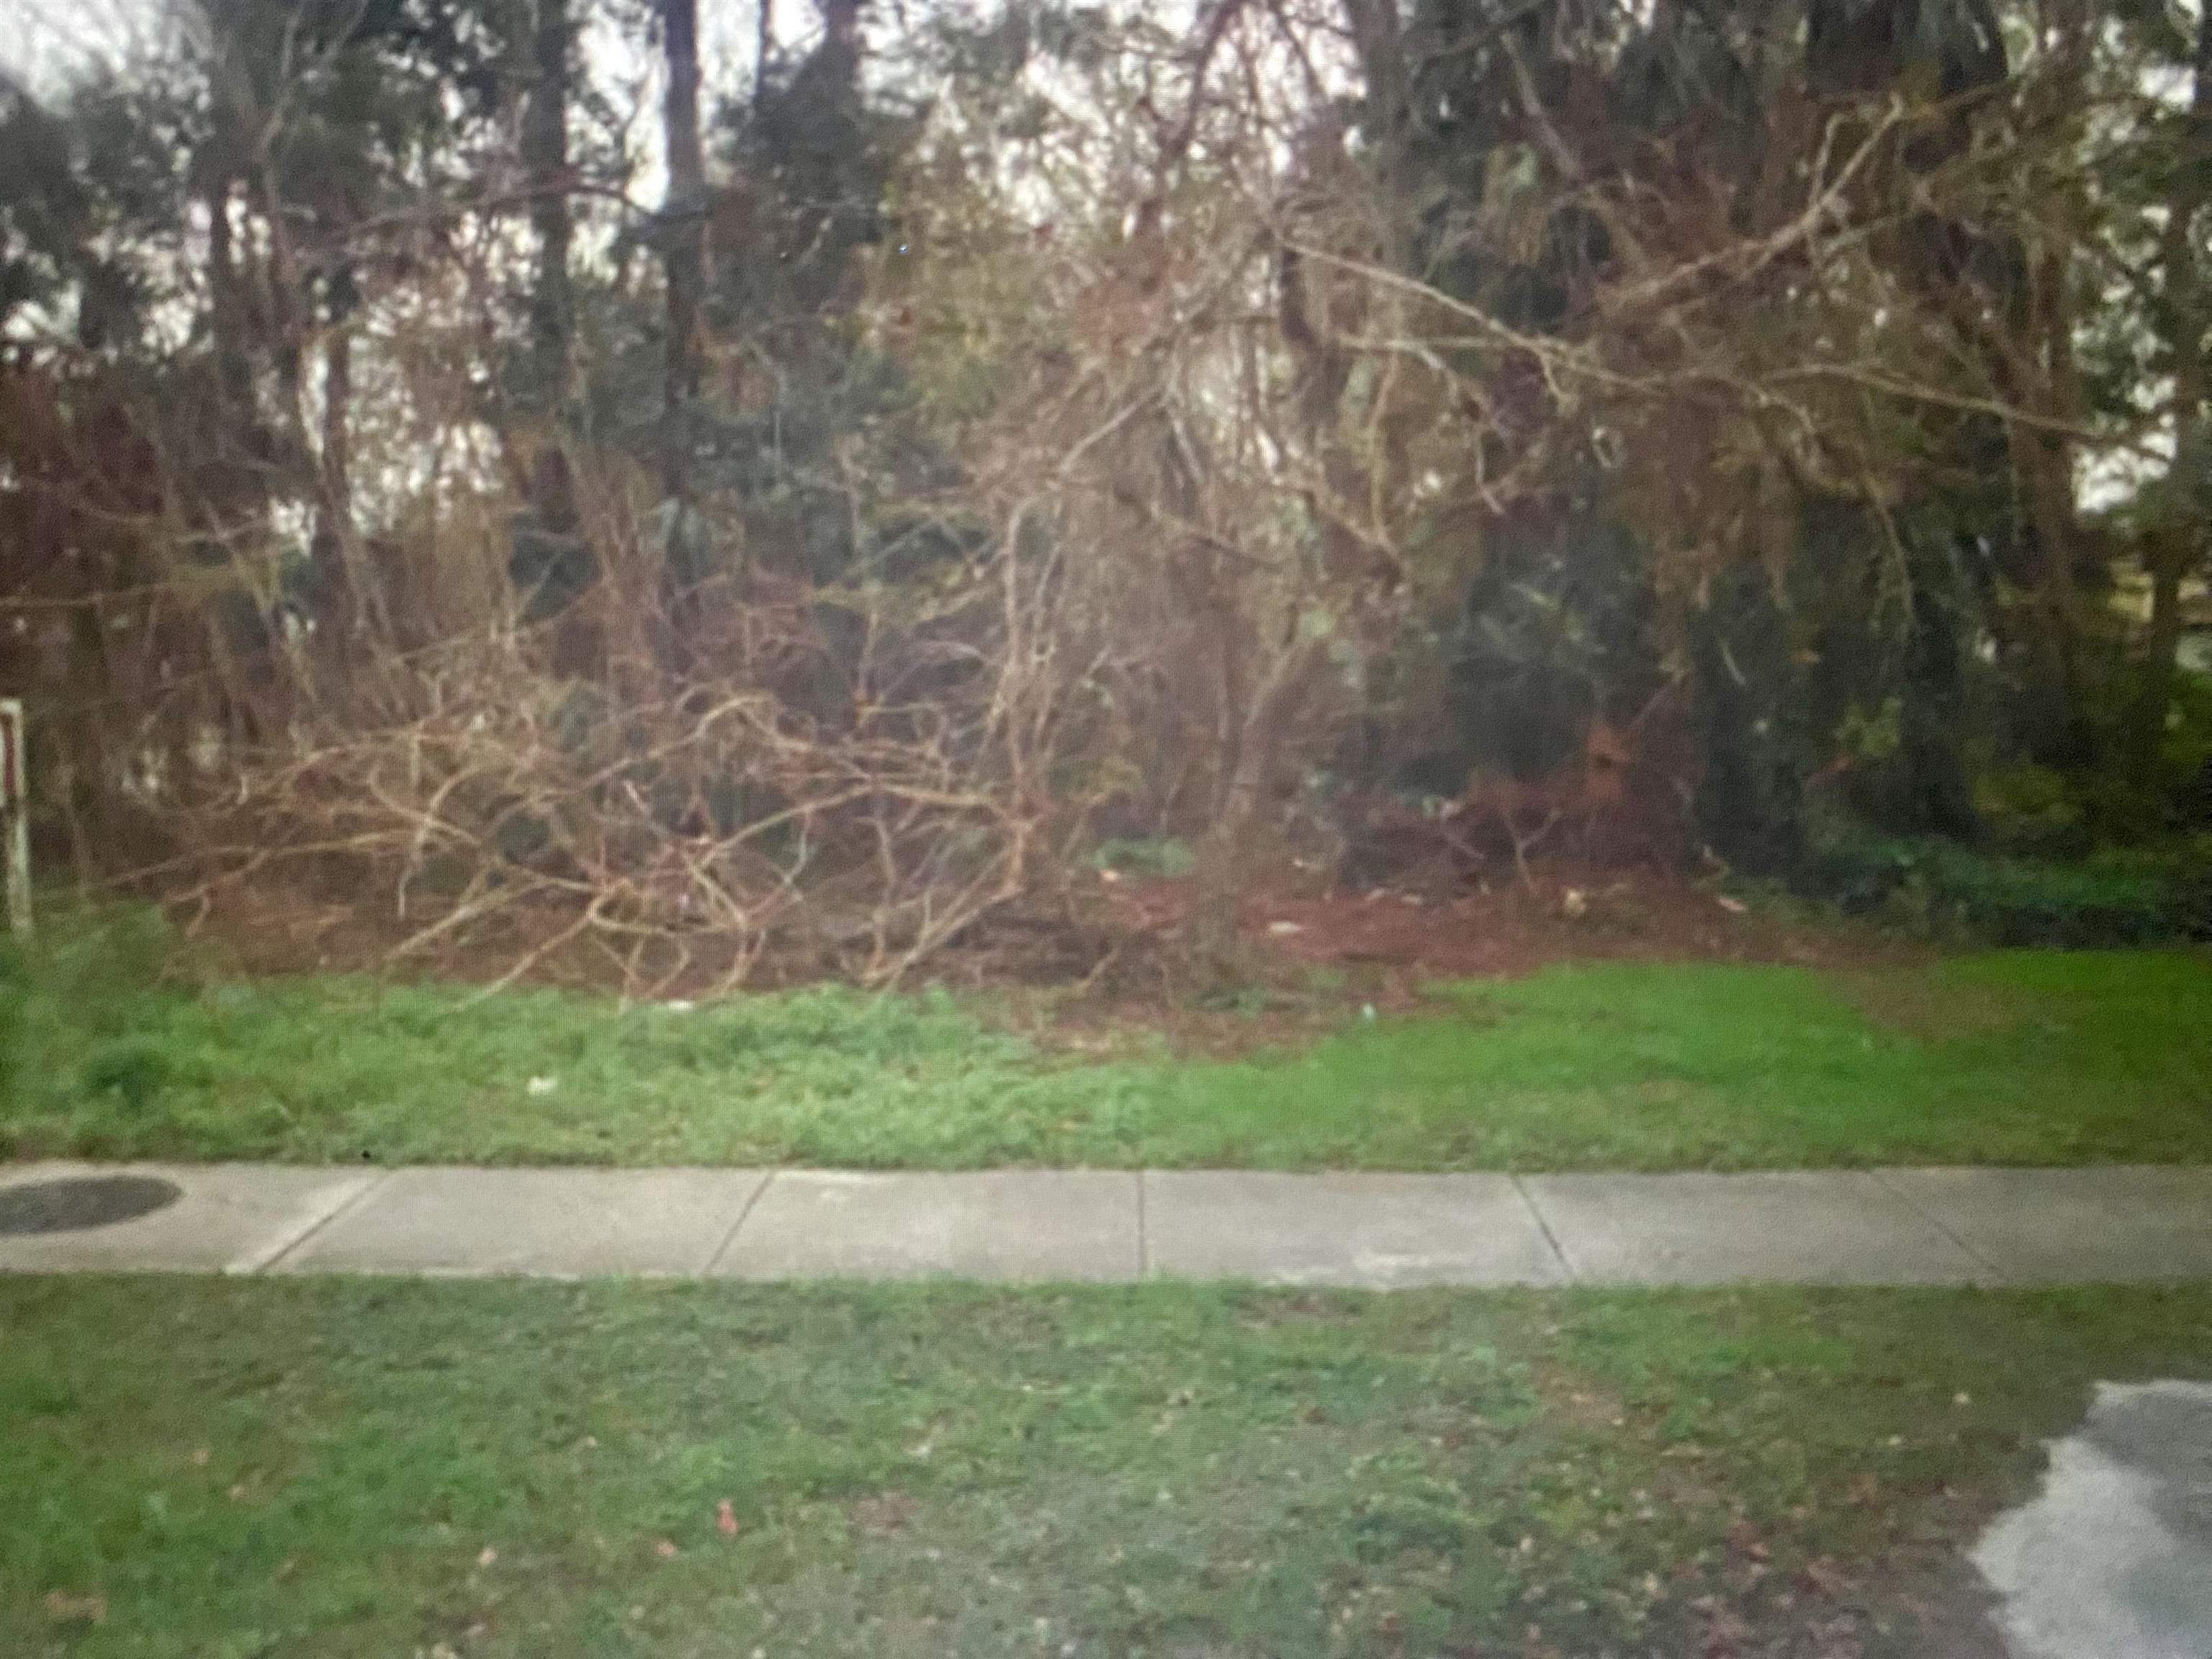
[4,904,2208,1169]
[1,1279,2206,1657]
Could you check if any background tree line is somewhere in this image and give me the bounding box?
[0,0,2206,984]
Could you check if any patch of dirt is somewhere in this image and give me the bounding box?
[1641,1510,2011,1659]
[1521,1356,2009,1659]
[1527,1359,1633,1435]
[850,1492,917,1536]
[1104,860,1913,981]
[984,861,1923,1058]
[1737,1544,2008,1658]
[1885,1555,2010,1659]
[168,855,1918,1064]
[1828,969,2030,1043]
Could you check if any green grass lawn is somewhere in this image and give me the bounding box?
[4,1277,2207,1657]
[4,907,2208,1168]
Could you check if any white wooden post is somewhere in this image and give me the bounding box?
[0,698,27,938]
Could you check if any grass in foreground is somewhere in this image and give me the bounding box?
[4,1278,2208,1658]
[4,905,2208,1168]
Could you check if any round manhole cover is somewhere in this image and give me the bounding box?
[0,1176,183,1235]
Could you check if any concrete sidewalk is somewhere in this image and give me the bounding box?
[1,1161,2208,1286]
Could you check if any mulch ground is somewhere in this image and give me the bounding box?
[979,860,1918,1057]
[1105,860,1897,979]
[167,856,1911,1061]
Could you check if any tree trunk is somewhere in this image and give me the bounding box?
[754,0,774,107]
[1339,0,1406,163]
[1189,632,1328,966]
[2015,0,2099,761]
[819,0,862,55]
[199,23,264,480]
[523,0,574,416]
[202,176,256,447]
[2030,239,2089,662]
[2136,0,2212,783]
[312,265,371,638]
[320,308,351,546]
[660,0,705,512]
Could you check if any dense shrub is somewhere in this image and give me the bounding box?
[1805,819,2206,945]
[1693,565,1809,877]
[1974,763,2094,860]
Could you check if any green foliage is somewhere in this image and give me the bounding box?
[1448,508,1657,781]
[0,80,91,331]
[1794,499,1984,840]
[1960,670,2212,855]
[1692,563,1808,876]
[1974,762,2092,859]
[2154,670,2212,829]
[1835,696,1903,766]
[1089,836,1197,878]
[2089,837,2212,941]
[1805,817,2203,945]
[3,1276,2208,1656]
[572,15,956,601]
